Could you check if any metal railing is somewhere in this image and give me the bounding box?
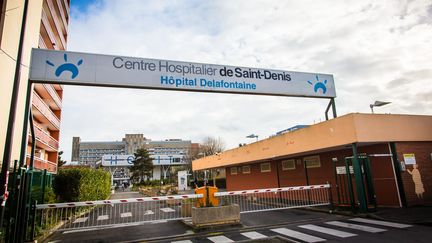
[215,184,331,213]
[32,124,59,150]
[35,194,202,231]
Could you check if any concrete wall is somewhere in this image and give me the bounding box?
[0,0,44,165]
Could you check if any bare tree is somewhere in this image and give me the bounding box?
[200,136,225,156]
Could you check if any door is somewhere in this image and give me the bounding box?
[333,156,376,212]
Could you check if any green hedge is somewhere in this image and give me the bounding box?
[53,168,111,202]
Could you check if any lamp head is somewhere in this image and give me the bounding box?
[373,101,391,107]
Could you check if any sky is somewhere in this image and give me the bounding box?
[60,0,432,161]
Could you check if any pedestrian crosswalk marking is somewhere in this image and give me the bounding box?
[73,217,88,224]
[207,235,234,243]
[326,221,386,233]
[271,228,325,243]
[144,210,154,215]
[97,215,109,221]
[161,207,176,213]
[171,240,193,243]
[349,218,412,228]
[120,212,132,218]
[241,231,267,239]
[299,224,357,238]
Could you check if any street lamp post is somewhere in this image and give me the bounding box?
[370,101,391,114]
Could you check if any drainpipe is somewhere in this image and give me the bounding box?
[389,142,407,207]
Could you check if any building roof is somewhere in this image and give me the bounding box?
[192,113,432,171]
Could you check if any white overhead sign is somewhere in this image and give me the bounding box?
[30,49,336,98]
[101,154,186,166]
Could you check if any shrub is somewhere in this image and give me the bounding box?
[53,168,111,202]
[133,178,174,187]
[31,186,56,204]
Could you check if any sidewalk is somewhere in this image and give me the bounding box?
[304,205,432,226]
[369,206,432,225]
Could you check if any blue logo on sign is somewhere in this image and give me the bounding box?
[307,75,327,94]
[46,54,83,79]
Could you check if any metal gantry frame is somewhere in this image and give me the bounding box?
[325,98,337,121]
[1,40,339,242]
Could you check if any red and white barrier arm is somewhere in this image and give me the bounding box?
[214,184,330,197]
[36,193,204,209]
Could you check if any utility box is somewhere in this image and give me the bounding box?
[178,170,189,191]
[195,186,219,207]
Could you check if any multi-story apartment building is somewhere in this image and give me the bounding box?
[0,0,70,173]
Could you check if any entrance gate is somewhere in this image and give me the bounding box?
[34,184,331,231]
[334,155,376,212]
[1,48,338,242]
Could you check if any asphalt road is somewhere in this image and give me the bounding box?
[43,191,432,243]
[44,208,432,243]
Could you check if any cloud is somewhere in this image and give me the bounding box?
[59,0,432,161]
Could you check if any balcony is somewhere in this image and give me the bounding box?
[32,91,60,130]
[34,84,62,110]
[46,0,67,49]
[29,124,59,152]
[54,0,69,36]
[26,155,57,173]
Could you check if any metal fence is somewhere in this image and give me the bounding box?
[35,194,202,231]
[35,184,331,232]
[214,184,331,213]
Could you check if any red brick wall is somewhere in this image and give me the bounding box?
[359,144,400,207]
[225,143,401,207]
[226,162,279,190]
[396,142,432,206]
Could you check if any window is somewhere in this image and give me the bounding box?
[282,159,296,170]
[230,167,238,175]
[242,165,251,174]
[260,163,271,172]
[303,155,321,168]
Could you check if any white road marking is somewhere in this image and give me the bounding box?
[241,231,267,239]
[151,220,168,224]
[160,207,176,213]
[144,210,154,215]
[171,240,193,243]
[299,224,357,238]
[207,235,235,243]
[72,217,88,224]
[63,228,98,234]
[97,215,109,221]
[349,218,412,228]
[120,212,132,218]
[271,228,325,243]
[326,221,387,233]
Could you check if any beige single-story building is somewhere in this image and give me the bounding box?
[193,113,432,211]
